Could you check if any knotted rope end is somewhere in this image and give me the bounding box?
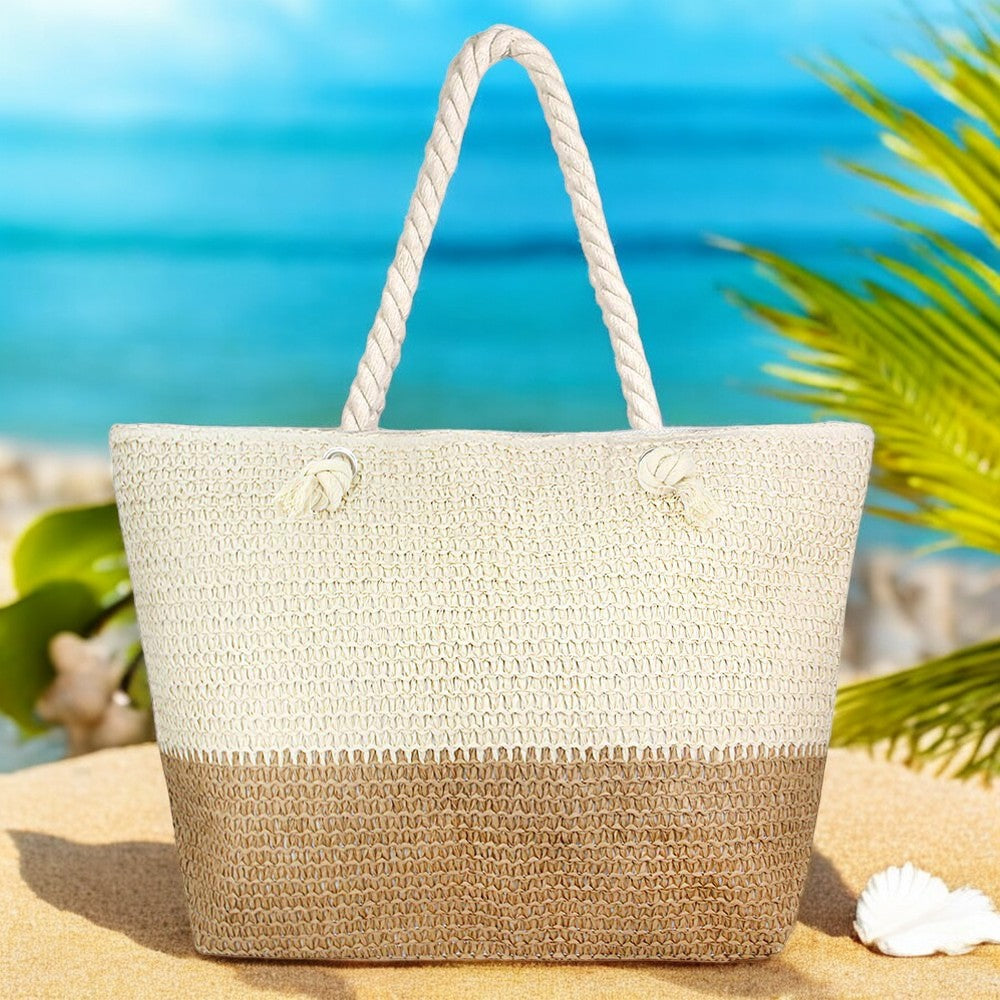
[275,450,358,517]
[637,446,721,527]
[675,480,722,527]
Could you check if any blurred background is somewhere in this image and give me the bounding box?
[1,1,997,769]
[0,0,956,507]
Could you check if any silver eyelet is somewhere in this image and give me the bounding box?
[323,447,358,478]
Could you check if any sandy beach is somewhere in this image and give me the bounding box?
[3,742,999,998]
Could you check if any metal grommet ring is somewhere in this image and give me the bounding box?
[322,447,358,478]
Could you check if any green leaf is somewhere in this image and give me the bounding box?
[729,238,1000,554]
[13,503,128,606]
[0,582,101,736]
[833,639,1000,780]
[125,656,151,711]
[722,7,1000,782]
[811,22,1000,247]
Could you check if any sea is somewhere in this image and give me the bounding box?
[0,82,986,544]
[0,86,921,428]
[0,82,990,768]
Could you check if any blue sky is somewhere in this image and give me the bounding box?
[0,0,961,120]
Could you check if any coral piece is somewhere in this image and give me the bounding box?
[855,862,1000,957]
[36,625,150,755]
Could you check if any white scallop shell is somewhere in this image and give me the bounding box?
[855,862,1000,957]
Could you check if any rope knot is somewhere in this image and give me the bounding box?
[637,446,720,525]
[275,449,358,516]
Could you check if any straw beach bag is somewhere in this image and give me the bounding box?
[111,25,872,962]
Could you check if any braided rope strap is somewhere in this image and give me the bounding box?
[340,23,663,432]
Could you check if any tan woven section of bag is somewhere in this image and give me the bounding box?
[111,24,873,963]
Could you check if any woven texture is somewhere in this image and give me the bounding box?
[112,424,871,759]
[109,22,874,963]
[111,423,870,961]
[161,747,826,962]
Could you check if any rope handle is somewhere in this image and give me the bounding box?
[340,24,663,432]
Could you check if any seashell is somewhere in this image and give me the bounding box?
[854,862,1000,957]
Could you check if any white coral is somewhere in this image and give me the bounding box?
[855,862,1000,957]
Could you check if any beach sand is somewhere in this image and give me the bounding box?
[2,743,998,998]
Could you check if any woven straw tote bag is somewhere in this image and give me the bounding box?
[111,24,872,963]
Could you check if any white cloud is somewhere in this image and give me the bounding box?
[0,0,309,116]
[0,0,953,119]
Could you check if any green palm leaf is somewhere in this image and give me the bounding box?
[833,639,1000,780]
[808,12,1000,245]
[724,7,1000,780]
[724,233,1000,552]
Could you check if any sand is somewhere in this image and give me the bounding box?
[2,744,998,999]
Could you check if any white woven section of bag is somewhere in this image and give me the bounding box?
[110,25,872,763]
[113,423,870,760]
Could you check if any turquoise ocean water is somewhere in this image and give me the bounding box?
[0,78,990,769]
[0,82,971,550]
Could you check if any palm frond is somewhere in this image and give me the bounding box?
[723,8,1000,782]
[833,639,1000,781]
[808,12,1000,246]
[724,230,1000,553]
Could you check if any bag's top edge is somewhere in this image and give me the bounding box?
[110,421,873,447]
